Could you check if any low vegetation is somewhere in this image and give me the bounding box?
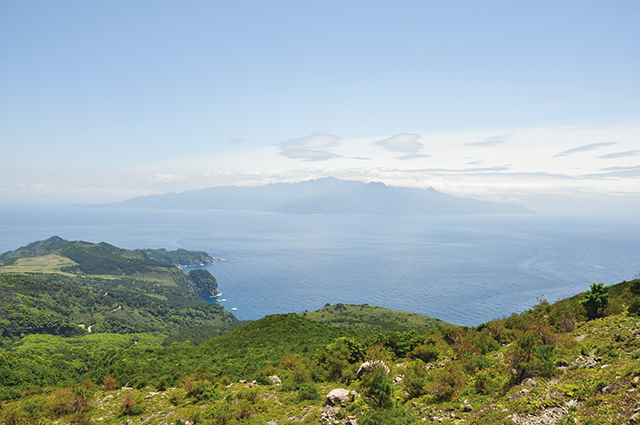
[299,303,449,333]
[1,238,639,424]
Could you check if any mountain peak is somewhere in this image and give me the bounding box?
[102,178,532,215]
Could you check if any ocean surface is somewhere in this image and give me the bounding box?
[1,204,639,326]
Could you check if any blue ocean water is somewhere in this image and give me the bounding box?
[1,205,639,326]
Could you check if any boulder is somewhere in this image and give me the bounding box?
[356,360,390,377]
[269,375,282,385]
[326,388,353,406]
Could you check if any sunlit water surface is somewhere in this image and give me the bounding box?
[1,205,639,326]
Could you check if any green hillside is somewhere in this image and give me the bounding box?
[300,303,449,332]
[0,238,237,346]
[1,237,640,424]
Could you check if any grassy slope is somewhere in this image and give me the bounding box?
[300,303,450,333]
[1,237,639,423]
[3,292,640,424]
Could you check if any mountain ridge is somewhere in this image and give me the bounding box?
[99,178,532,215]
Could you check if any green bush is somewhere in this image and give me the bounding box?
[403,359,429,399]
[360,368,393,409]
[297,383,321,402]
[359,406,417,425]
[580,283,609,320]
[427,363,465,401]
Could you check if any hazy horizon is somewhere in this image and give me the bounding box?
[1,1,639,214]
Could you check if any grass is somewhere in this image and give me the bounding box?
[299,303,450,333]
[0,254,77,275]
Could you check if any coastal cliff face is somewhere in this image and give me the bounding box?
[186,269,220,298]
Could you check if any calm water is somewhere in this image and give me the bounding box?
[1,205,639,326]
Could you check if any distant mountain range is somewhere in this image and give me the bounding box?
[101,177,532,215]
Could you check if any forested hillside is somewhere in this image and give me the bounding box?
[0,238,237,345]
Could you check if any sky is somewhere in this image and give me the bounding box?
[1,1,639,213]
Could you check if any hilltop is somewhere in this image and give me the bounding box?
[299,303,450,333]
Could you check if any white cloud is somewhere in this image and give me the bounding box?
[146,173,189,184]
[598,150,640,159]
[278,134,343,161]
[465,133,513,147]
[554,142,616,157]
[374,133,424,153]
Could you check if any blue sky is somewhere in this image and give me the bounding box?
[1,1,639,213]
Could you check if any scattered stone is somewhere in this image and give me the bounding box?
[566,399,579,408]
[393,376,403,384]
[463,405,473,412]
[239,380,247,384]
[269,375,282,385]
[601,384,616,395]
[508,389,529,401]
[632,376,640,387]
[326,388,353,406]
[510,406,567,424]
[344,415,357,425]
[522,378,538,387]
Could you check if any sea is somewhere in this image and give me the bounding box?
[1,204,639,327]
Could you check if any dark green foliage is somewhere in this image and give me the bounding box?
[300,303,449,333]
[138,248,215,267]
[185,269,219,298]
[91,314,350,388]
[580,282,609,320]
[403,359,429,399]
[428,363,465,401]
[474,370,501,395]
[297,383,321,401]
[0,236,68,265]
[360,367,393,409]
[359,406,417,425]
[370,330,426,359]
[625,279,640,316]
[0,273,236,343]
[407,343,439,363]
[506,332,556,383]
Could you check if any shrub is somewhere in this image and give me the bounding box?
[297,383,321,402]
[403,359,429,399]
[506,332,556,384]
[359,406,417,425]
[474,370,501,395]
[119,391,145,416]
[407,344,439,363]
[580,283,609,320]
[102,376,117,391]
[427,363,465,401]
[360,368,393,409]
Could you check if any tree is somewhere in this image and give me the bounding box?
[580,283,609,320]
[360,367,393,409]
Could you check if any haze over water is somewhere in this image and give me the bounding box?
[1,205,638,326]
